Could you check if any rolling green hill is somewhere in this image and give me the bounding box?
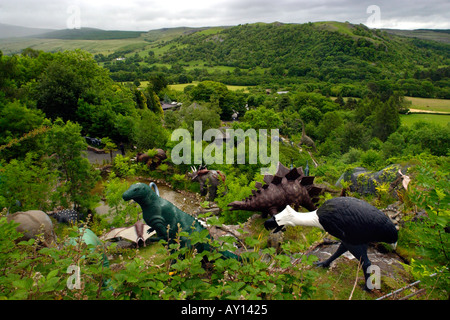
[0,23,54,38]
[0,26,199,55]
[159,22,448,80]
[36,27,144,40]
[150,22,449,97]
[382,28,450,44]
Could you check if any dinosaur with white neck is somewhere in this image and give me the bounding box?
[264,197,398,291]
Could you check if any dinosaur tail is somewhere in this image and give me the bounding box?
[196,242,242,261]
[219,250,242,261]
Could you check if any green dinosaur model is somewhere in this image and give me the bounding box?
[122,183,240,260]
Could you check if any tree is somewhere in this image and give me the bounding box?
[171,102,221,135]
[76,100,116,139]
[187,81,244,120]
[148,73,168,95]
[0,152,56,213]
[132,109,169,151]
[372,96,400,141]
[45,119,100,212]
[242,106,282,130]
[277,94,291,111]
[34,54,89,120]
[316,110,344,142]
[0,101,46,160]
[405,122,450,157]
[334,121,371,153]
[145,88,163,116]
[298,106,323,125]
[133,88,147,109]
[0,51,18,99]
[101,137,117,162]
[32,50,129,130]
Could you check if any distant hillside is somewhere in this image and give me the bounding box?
[382,28,450,44]
[36,28,145,40]
[0,23,53,39]
[159,21,449,82]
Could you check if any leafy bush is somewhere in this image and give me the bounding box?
[360,149,383,170]
[103,173,140,226]
[103,222,321,300]
[215,172,258,224]
[0,209,321,300]
[0,214,110,299]
[112,154,138,177]
[401,162,449,298]
[0,152,56,213]
[171,173,188,190]
[132,109,169,150]
[46,119,100,212]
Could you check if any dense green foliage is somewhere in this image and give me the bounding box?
[94,22,450,99]
[0,211,322,300]
[400,160,450,295]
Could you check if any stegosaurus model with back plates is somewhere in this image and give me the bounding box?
[228,162,324,217]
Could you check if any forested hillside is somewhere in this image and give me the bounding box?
[97,22,450,98]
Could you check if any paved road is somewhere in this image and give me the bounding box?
[83,150,123,165]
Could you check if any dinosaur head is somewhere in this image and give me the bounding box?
[264,205,298,233]
[264,216,285,233]
[187,166,199,181]
[122,183,157,202]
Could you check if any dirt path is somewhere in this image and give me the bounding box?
[409,108,450,114]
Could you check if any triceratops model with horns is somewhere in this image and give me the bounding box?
[228,162,324,217]
[188,165,226,201]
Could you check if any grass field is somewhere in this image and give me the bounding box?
[0,27,189,55]
[167,81,251,92]
[400,113,449,127]
[405,96,450,113]
[0,37,150,55]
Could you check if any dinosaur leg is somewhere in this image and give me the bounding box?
[315,242,348,268]
[200,183,207,196]
[344,243,372,291]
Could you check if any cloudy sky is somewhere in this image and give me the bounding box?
[1,0,449,31]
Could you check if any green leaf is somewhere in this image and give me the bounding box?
[13,278,33,290]
[41,277,60,292]
[208,252,223,260]
[126,275,139,283]
[206,217,222,227]
[435,188,446,201]
[18,238,35,246]
[47,269,59,280]
[436,216,448,228]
